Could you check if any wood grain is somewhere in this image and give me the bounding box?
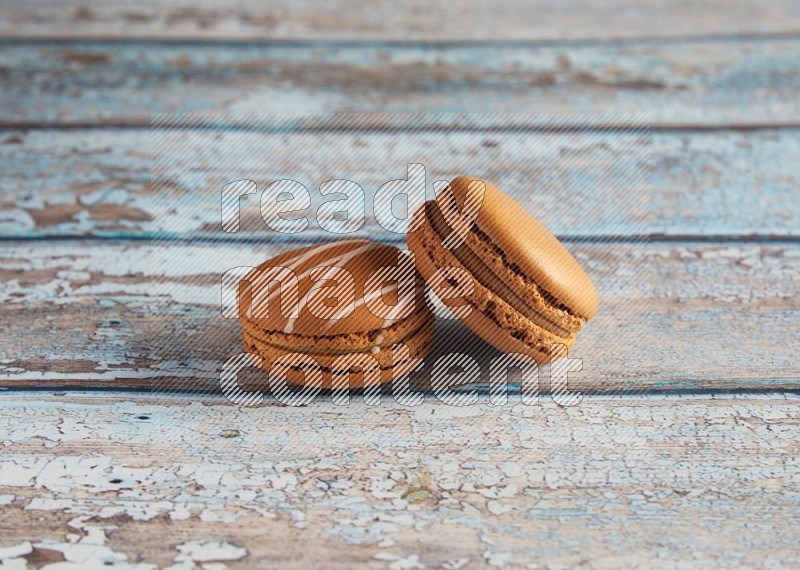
[0,240,797,391]
[2,38,800,127]
[0,392,798,568]
[2,128,798,239]
[2,0,800,41]
[2,1,797,560]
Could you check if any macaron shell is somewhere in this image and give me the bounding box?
[446,176,598,320]
[239,239,426,336]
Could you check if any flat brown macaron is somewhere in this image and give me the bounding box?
[239,239,433,389]
[407,176,597,363]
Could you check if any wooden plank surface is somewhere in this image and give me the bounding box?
[2,39,800,128]
[2,128,798,239]
[2,1,798,564]
[1,240,797,391]
[2,0,800,41]
[0,392,798,568]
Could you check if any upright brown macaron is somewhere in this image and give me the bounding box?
[239,239,433,389]
[407,176,597,363]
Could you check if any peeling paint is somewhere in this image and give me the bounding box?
[4,394,796,567]
[174,541,247,563]
[1,241,798,392]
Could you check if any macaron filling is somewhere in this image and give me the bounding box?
[424,200,574,340]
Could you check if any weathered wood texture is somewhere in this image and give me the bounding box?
[2,128,798,239]
[2,0,800,41]
[0,240,797,391]
[2,39,800,127]
[1,1,798,565]
[0,393,798,568]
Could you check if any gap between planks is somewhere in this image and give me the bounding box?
[4,33,800,46]
[2,0,800,42]
[6,122,800,132]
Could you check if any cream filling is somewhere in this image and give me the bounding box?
[427,202,572,339]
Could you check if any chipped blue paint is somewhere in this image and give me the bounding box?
[1,129,798,239]
[1,39,800,125]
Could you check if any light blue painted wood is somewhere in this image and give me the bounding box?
[0,240,797,391]
[1,128,798,239]
[1,39,800,126]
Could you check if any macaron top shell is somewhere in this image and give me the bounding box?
[239,239,425,337]
[446,176,598,320]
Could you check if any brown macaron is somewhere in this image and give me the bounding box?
[407,176,597,363]
[238,239,433,389]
